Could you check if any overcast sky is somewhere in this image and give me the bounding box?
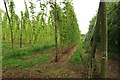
[0,0,100,34]
[73,0,100,34]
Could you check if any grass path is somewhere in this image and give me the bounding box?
[22,47,56,61]
[3,43,119,78]
[3,43,82,78]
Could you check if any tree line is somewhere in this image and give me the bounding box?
[1,0,81,61]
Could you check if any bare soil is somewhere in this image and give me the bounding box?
[95,49,119,78]
[3,43,84,78]
[2,44,119,79]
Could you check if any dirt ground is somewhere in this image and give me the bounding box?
[95,49,119,78]
[3,44,85,78]
[2,44,119,79]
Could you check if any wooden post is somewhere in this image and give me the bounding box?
[100,0,108,78]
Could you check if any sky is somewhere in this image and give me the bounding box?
[0,0,100,34]
[73,0,100,34]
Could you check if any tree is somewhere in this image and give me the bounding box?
[0,9,3,48]
[29,0,36,46]
[3,0,14,49]
[107,2,120,60]
[61,0,80,46]
[2,13,8,41]
[20,11,23,47]
[33,0,47,45]
[22,0,31,46]
[49,0,59,62]
[54,0,58,62]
